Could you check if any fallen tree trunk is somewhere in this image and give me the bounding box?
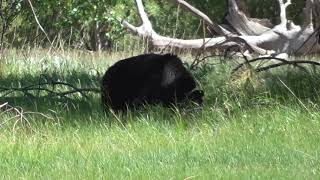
[122,0,320,58]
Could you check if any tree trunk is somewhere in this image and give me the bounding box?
[122,0,320,58]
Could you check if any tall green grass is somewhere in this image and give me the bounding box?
[0,49,320,179]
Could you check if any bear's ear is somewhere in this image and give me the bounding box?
[163,53,178,59]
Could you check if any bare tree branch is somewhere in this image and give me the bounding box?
[0,102,55,132]
[278,0,291,26]
[169,0,232,36]
[27,0,51,44]
[0,81,100,99]
[122,0,233,49]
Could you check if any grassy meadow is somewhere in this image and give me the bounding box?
[0,48,320,179]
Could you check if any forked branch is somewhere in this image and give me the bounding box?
[122,0,230,49]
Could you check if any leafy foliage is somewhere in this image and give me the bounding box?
[0,0,23,48]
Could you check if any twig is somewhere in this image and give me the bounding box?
[0,103,55,131]
[26,0,51,44]
[190,38,226,69]
[232,57,320,73]
[190,53,224,69]
[0,81,101,99]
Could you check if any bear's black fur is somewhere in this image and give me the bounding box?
[101,53,204,111]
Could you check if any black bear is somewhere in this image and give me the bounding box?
[101,53,204,111]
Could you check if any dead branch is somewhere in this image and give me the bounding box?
[0,81,100,99]
[0,102,55,132]
[232,57,320,73]
[226,0,271,36]
[256,60,320,72]
[190,54,224,69]
[169,0,232,36]
[122,0,230,49]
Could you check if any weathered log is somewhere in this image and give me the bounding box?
[122,0,320,57]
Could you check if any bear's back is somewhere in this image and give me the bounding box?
[101,53,200,111]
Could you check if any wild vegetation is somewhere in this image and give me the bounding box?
[1,49,320,179]
[1,0,320,179]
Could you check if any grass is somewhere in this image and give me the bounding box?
[0,48,320,179]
